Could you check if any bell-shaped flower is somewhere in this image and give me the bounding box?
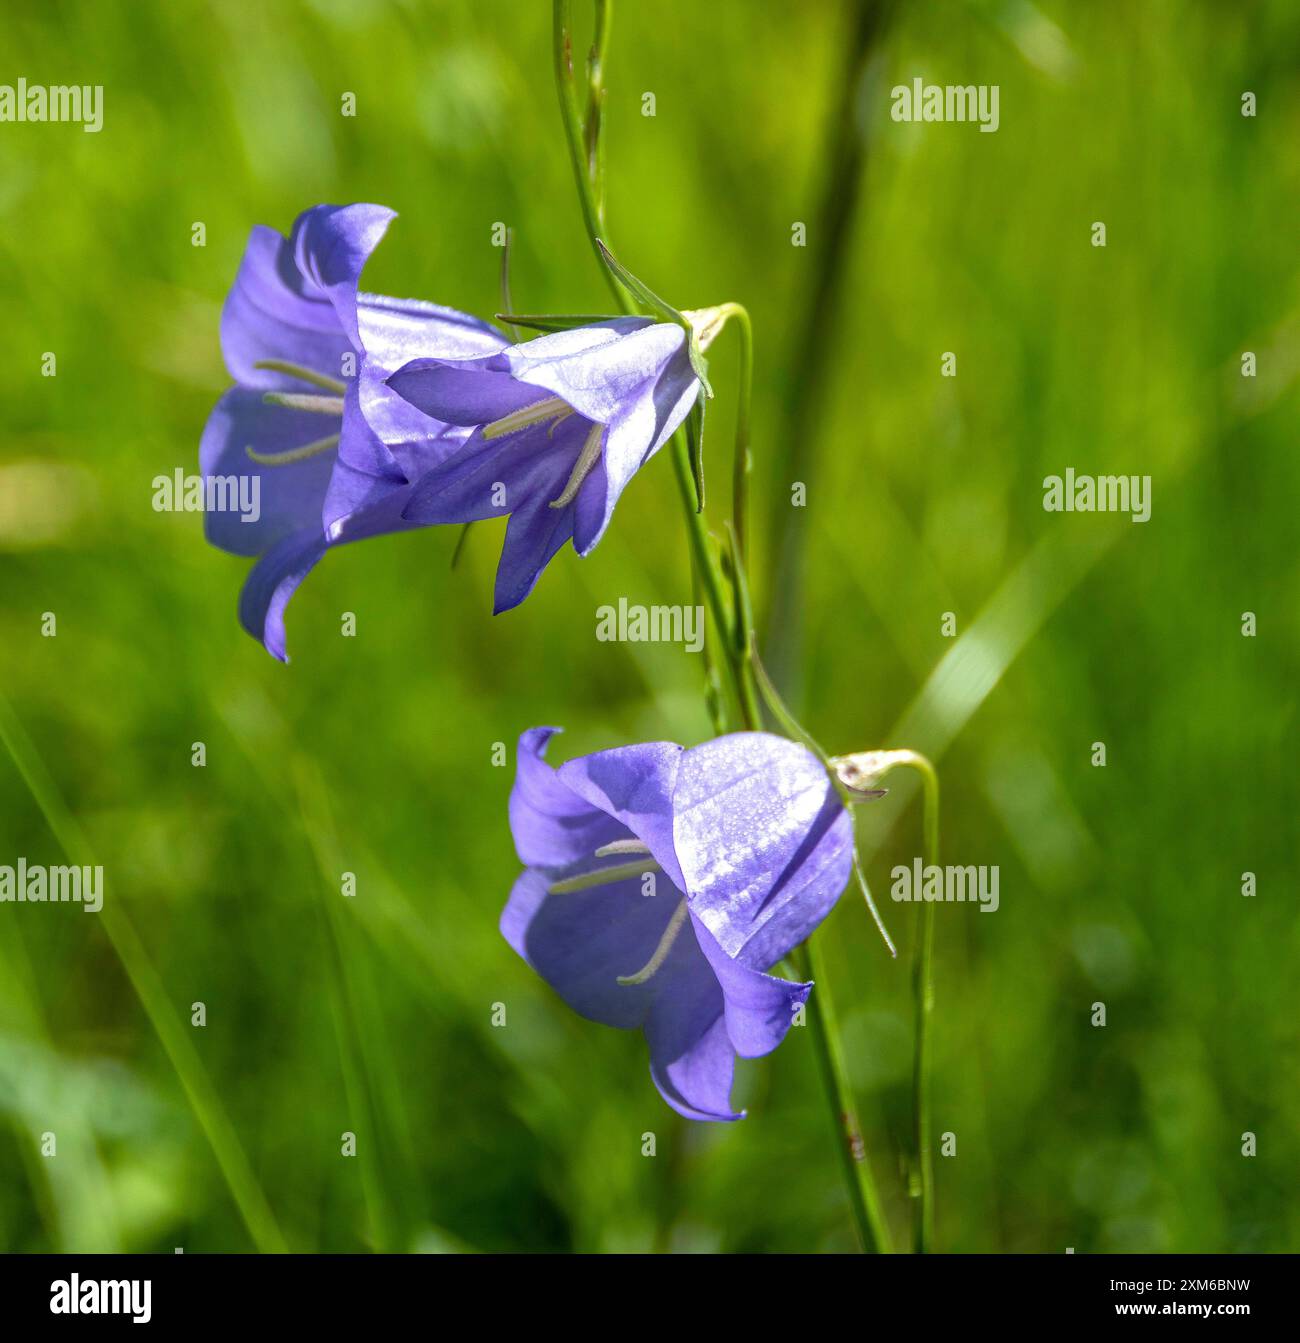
[387,318,701,612]
[200,202,504,659]
[502,727,854,1121]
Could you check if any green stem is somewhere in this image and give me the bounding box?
[554,0,626,312]
[723,521,762,733]
[584,0,611,221]
[858,749,940,1252]
[723,304,754,566]
[912,757,940,1253]
[670,431,748,711]
[792,939,892,1252]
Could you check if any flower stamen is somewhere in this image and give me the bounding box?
[246,432,340,466]
[549,421,605,509]
[262,392,346,416]
[482,395,571,440]
[253,359,346,394]
[594,839,651,858]
[547,857,662,895]
[617,899,688,986]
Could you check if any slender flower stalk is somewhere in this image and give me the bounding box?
[584,0,612,220]
[832,748,941,1252]
[554,0,623,310]
[717,303,754,564]
[670,437,746,710]
[722,519,764,734]
[910,756,941,1254]
[791,938,892,1253]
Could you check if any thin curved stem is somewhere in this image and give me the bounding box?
[911,755,940,1253]
[584,0,611,222]
[723,522,761,732]
[792,938,892,1252]
[671,430,739,664]
[722,304,754,565]
[847,748,940,1251]
[554,0,626,312]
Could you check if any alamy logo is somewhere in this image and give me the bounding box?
[890,78,999,133]
[891,860,1000,913]
[153,470,262,523]
[596,598,705,653]
[1043,469,1151,522]
[1,79,103,133]
[50,1275,151,1324]
[1,860,103,913]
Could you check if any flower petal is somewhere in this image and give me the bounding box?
[289,203,397,352]
[323,379,453,538]
[509,727,624,869]
[506,320,686,426]
[200,388,336,557]
[400,418,577,527]
[492,494,576,614]
[646,992,741,1122]
[501,867,708,1032]
[322,457,402,539]
[387,354,544,427]
[690,913,811,1059]
[571,456,611,556]
[357,292,504,373]
[577,361,698,553]
[220,204,396,388]
[236,526,329,663]
[347,294,508,483]
[673,732,853,970]
[556,743,686,889]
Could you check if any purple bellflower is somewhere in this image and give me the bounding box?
[200,202,505,660]
[387,317,702,613]
[502,727,854,1121]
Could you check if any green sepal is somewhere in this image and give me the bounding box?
[495,313,624,333]
[684,395,706,512]
[594,240,714,398]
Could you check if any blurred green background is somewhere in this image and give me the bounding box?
[1,0,1296,1253]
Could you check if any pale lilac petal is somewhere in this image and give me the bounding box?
[322,478,416,546]
[237,526,329,663]
[200,388,337,557]
[351,294,506,480]
[387,354,544,426]
[289,203,396,352]
[557,743,686,889]
[322,457,397,534]
[509,727,623,869]
[506,321,686,425]
[501,868,706,1032]
[571,458,610,556]
[356,291,504,370]
[646,991,740,1122]
[582,365,697,551]
[690,914,811,1058]
[220,224,353,389]
[401,417,580,527]
[234,476,421,659]
[501,319,644,361]
[673,732,853,970]
[493,495,576,614]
